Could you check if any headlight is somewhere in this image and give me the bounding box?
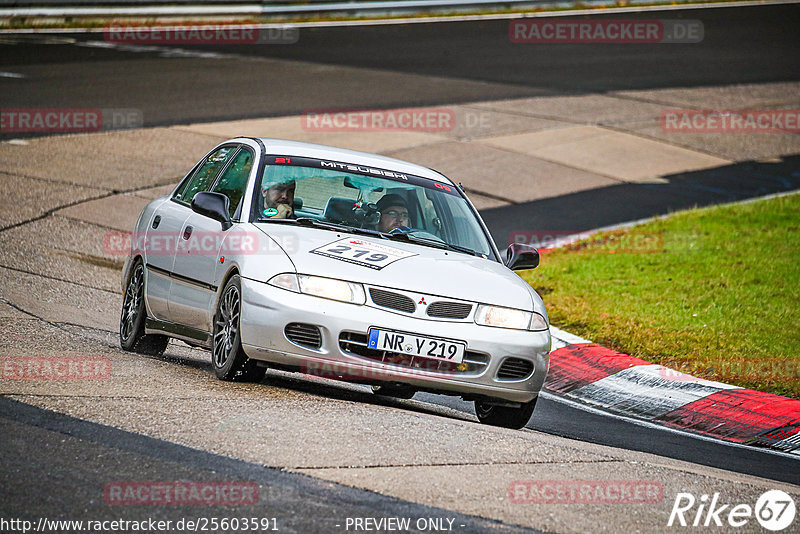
[528,311,549,331]
[267,273,300,292]
[268,273,365,305]
[475,304,548,331]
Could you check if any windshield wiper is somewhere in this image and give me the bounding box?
[441,242,480,256]
[296,218,388,239]
[383,232,478,256]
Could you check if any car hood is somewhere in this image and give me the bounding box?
[254,223,536,310]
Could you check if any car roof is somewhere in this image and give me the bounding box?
[236,137,454,185]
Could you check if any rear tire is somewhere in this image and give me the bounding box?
[119,260,168,356]
[212,275,266,382]
[474,397,537,429]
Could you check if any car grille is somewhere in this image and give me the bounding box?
[426,301,472,319]
[496,358,534,380]
[369,288,416,313]
[284,323,322,349]
[339,332,489,375]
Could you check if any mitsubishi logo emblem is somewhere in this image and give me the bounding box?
[418,297,427,305]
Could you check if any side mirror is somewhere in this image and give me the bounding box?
[191,192,232,230]
[505,243,539,271]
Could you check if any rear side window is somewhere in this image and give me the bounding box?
[212,148,254,218]
[174,146,235,204]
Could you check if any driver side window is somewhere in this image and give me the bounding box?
[212,148,254,218]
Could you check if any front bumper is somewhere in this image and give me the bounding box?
[239,277,550,403]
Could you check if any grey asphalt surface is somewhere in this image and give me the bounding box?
[482,154,800,244]
[0,397,540,534]
[1,3,799,532]
[2,4,799,238]
[422,392,800,486]
[2,4,799,130]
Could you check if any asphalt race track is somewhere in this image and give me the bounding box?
[1,4,799,129]
[2,4,799,234]
[1,397,539,534]
[1,3,799,532]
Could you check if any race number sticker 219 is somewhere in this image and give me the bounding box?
[311,238,417,270]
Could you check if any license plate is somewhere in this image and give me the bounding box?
[367,328,465,364]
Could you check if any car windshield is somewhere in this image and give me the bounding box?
[255,156,496,259]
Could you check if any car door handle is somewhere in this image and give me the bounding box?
[183,226,193,240]
[152,215,161,229]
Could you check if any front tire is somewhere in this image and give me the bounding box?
[212,275,265,382]
[474,397,537,429]
[119,260,168,356]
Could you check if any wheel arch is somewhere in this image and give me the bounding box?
[127,254,162,324]
[213,263,242,313]
[121,253,144,292]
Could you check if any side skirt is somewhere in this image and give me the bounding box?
[145,317,212,349]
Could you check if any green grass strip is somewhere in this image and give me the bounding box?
[523,192,800,398]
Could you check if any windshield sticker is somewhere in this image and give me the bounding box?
[319,160,408,180]
[264,155,459,196]
[311,238,417,270]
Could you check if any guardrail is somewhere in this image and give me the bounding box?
[0,0,569,18]
[2,0,778,22]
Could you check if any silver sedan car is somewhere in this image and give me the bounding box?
[120,138,550,428]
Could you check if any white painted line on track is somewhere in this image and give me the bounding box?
[551,189,800,250]
[76,39,230,59]
[0,71,25,78]
[773,433,800,455]
[550,325,592,346]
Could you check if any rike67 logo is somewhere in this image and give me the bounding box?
[668,490,796,531]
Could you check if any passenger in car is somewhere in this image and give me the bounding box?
[261,179,297,219]
[376,194,411,233]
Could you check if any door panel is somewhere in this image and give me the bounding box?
[157,144,239,327]
[143,201,191,321]
[168,213,225,332]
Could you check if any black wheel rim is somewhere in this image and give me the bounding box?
[214,284,240,369]
[120,263,143,342]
